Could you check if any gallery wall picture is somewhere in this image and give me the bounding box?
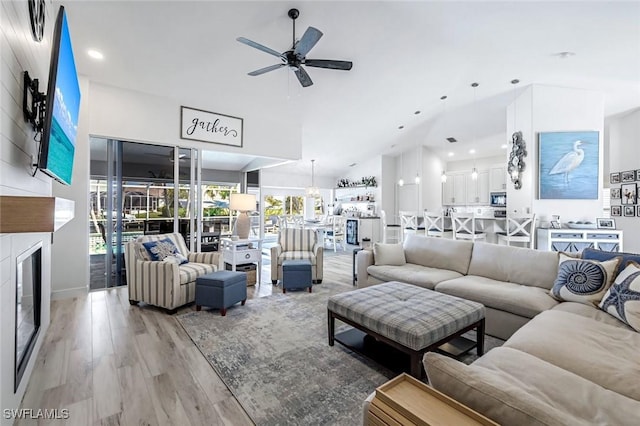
[611,188,621,199]
[621,170,636,182]
[638,205,640,217]
[538,131,599,199]
[636,169,640,181]
[611,206,621,217]
[621,183,637,205]
[624,205,636,217]
[610,172,620,184]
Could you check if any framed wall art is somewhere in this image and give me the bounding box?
[180,106,243,147]
[621,183,637,205]
[596,218,615,229]
[610,172,620,184]
[610,188,621,199]
[611,206,621,217]
[538,131,599,199]
[636,169,640,181]
[624,205,636,217]
[621,170,636,182]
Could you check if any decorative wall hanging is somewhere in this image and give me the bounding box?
[508,131,526,190]
[538,131,599,200]
[180,106,243,147]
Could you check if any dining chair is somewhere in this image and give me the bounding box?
[423,210,453,238]
[452,212,487,241]
[497,213,537,248]
[380,210,402,243]
[399,211,418,242]
[324,215,346,252]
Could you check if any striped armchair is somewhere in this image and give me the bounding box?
[125,233,223,313]
[270,228,324,284]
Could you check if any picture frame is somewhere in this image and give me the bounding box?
[610,172,620,184]
[596,218,615,229]
[180,106,243,147]
[636,169,640,181]
[638,205,640,217]
[621,183,637,205]
[621,170,635,183]
[538,131,599,200]
[610,188,621,199]
[624,205,636,217]
[550,220,561,229]
[611,206,622,217]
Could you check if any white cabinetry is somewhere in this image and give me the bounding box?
[465,170,489,205]
[489,165,507,192]
[442,173,466,205]
[536,229,623,252]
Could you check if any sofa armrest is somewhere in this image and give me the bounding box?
[314,244,324,281]
[188,251,222,270]
[128,259,180,309]
[270,244,283,281]
[356,249,374,288]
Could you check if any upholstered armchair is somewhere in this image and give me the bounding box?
[270,228,324,284]
[125,232,223,313]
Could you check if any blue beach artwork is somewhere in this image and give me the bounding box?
[538,131,599,199]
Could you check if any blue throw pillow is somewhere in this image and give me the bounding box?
[142,238,188,264]
[550,253,620,306]
[582,248,640,276]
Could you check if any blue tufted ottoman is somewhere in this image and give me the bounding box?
[282,259,312,293]
[195,270,247,316]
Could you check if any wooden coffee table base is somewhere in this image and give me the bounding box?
[328,309,485,378]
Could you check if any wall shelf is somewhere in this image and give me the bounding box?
[0,196,74,233]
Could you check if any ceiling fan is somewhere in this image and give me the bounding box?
[146,148,189,163]
[237,8,353,87]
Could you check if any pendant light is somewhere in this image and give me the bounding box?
[440,95,448,183]
[471,82,479,180]
[398,151,404,186]
[305,159,320,197]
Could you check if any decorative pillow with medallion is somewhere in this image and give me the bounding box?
[550,253,620,306]
[142,238,188,264]
[599,261,640,332]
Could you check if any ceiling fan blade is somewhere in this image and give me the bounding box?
[236,37,283,58]
[293,27,323,58]
[293,66,313,87]
[248,63,286,76]
[304,59,353,71]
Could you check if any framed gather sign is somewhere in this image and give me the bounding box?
[180,106,243,147]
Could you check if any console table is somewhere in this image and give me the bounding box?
[366,373,497,425]
[220,238,263,285]
[536,228,623,253]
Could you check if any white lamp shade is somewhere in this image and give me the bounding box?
[230,193,256,212]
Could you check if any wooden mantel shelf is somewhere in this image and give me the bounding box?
[0,196,75,233]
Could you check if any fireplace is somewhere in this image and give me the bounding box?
[15,241,42,392]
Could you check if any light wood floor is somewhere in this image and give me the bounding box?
[18,251,354,425]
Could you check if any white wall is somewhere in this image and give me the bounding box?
[607,108,640,253]
[422,146,446,212]
[0,1,57,419]
[507,85,605,224]
[446,155,504,173]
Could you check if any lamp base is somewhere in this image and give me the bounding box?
[236,212,250,240]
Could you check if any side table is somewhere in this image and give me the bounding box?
[220,238,263,286]
[352,247,363,286]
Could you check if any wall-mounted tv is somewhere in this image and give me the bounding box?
[38,6,81,186]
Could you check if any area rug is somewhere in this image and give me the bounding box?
[177,281,502,425]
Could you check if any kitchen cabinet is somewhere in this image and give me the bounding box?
[489,165,507,192]
[466,170,489,205]
[443,173,466,205]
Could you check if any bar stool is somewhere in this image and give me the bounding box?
[423,210,453,238]
[399,211,418,242]
[381,210,402,244]
[497,213,537,248]
[452,212,486,241]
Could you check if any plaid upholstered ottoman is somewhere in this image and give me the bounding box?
[327,281,485,378]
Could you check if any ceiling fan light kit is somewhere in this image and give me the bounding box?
[237,8,353,87]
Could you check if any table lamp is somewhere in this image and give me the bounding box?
[230,193,256,240]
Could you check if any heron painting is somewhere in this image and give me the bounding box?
[539,131,599,199]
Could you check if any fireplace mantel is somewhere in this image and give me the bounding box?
[0,196,74,233]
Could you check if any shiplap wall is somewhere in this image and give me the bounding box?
[1,1,56,420]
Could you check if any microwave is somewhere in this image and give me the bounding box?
[490,192,507,207]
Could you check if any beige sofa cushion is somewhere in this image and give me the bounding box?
[552,301,632,330]
[435,276,558,318]
[467,242,558,289]
[403,234,473,275]
[504,310,640,401]
[373,242,406,266]
[424,352,575,426]
[367,263,463,290]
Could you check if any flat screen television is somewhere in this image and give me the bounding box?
[37,6,81,186]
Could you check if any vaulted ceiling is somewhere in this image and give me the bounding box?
[67,1,640,177]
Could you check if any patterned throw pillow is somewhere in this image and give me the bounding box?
[550,253,620,306]
[599,262,640,331]
[142,238,188,264]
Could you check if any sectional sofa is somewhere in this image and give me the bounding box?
[357,234,640,425]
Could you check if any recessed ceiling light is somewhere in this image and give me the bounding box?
[88,49,104,60]
[501,144,508,149]
[414,111,421,115]
[398,125,404,130]
[349,163,357,167]
[555,51,576,59]
[448,152,454,157]
[469,149,476,154]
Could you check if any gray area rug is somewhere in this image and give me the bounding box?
[177,281,503,425]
